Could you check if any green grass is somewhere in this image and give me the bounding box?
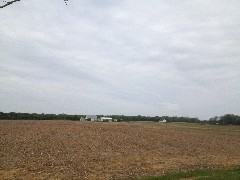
[145,168,240,180]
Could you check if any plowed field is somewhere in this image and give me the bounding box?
[1,121,240,179]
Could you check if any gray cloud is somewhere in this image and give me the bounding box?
[0,0,240,119]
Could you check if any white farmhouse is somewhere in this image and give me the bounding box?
[80,117,85,121]
[159,119,167,123]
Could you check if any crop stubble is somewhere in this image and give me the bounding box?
[0,121,240,179]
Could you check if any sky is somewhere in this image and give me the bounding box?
[0,0,240,120]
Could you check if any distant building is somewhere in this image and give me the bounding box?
[80,117,85,121]
[86,115,97,121]
[159,119,167,123]
[99,117,113,122]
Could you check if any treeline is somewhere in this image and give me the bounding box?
[1,112,239,125]
[0,113,200,123]
[0,112,85,121]
[110,115,200,123]
[208,114,240,125]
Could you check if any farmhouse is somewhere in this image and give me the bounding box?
[99,117,113,122]
[80,117,85,121]
[159,119,167,123]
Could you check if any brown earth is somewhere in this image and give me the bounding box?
[0,121,240,180]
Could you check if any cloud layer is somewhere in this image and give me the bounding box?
[1,0,240,119]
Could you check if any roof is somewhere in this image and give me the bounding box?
[101,117,112,119]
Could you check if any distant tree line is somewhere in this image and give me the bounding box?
[0,112,85,121]
[109,115,200,123]
[1,112,239,125]
[0,113,199,122]
[208,114,240,125]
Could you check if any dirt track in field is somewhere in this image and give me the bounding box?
[1,121,240,179]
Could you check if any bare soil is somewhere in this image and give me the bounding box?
[0,121,240,179]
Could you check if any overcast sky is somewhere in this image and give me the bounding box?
[0,0,240,119]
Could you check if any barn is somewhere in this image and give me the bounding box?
[99,117,113,122]
[86,115,98,121]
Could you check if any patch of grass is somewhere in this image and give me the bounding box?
[145,168,240,180]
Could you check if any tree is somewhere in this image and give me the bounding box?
[0,0,69,9]
[0,0,20,8]
[208,114,240,125]
[219,114,240,125]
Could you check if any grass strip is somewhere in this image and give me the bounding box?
[145,168,240,180]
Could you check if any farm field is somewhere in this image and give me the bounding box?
[0,121,240,180]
